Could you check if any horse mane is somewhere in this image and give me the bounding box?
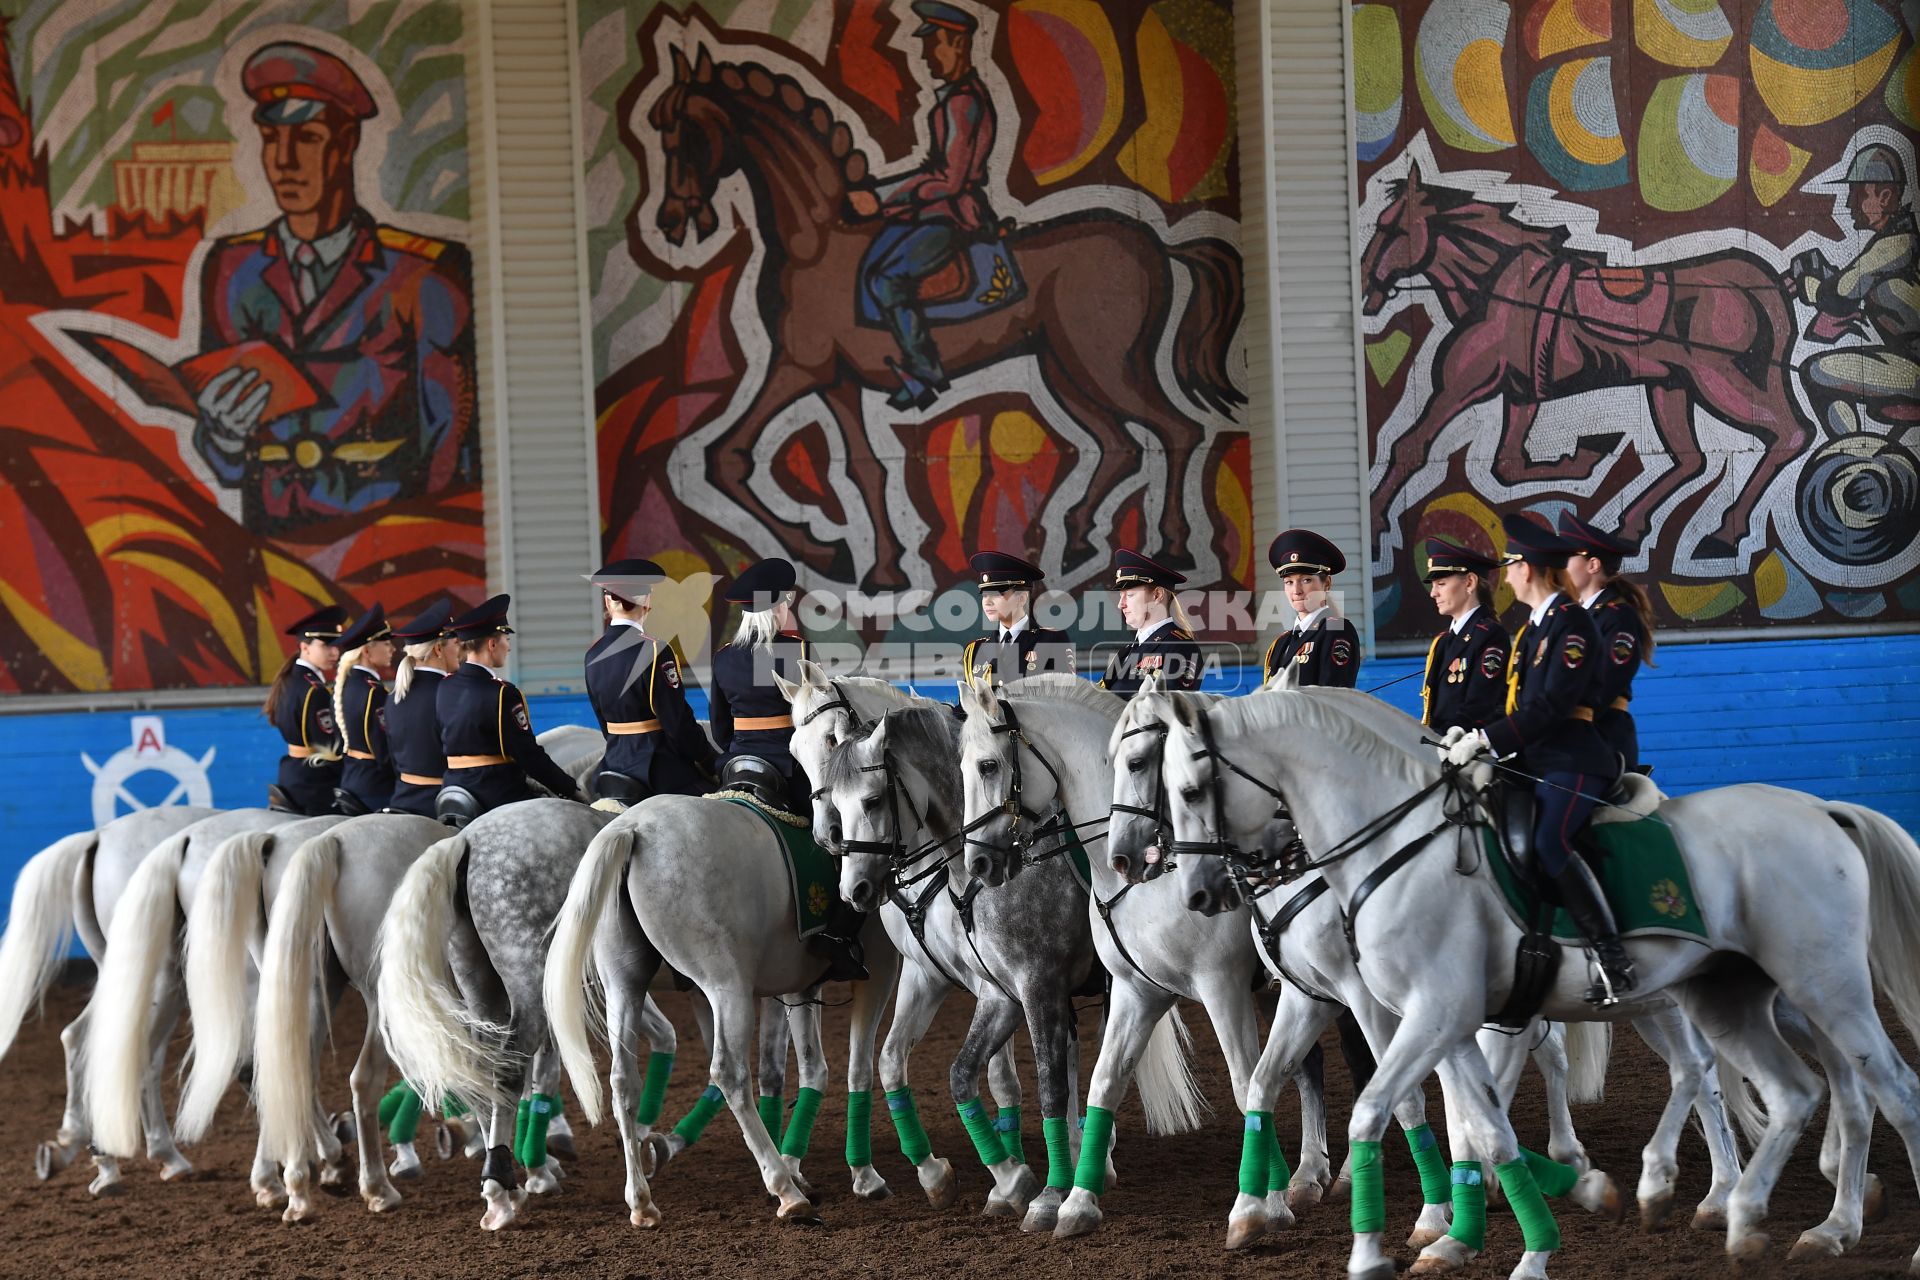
[1207,688,1437,789]
[1001,674,1124,723]
[657,56,874,189]
[821,703,964,827]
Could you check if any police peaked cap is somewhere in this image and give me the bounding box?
[448,594,515,640]
[1556,511,1639,561]
[390,600,454,644]
[725,557,798,606]
[285,604,349,641]
[1268,529,1347,576]
[242,42,377,125]
[1112,548,1187,590]
[1498,512,1576,568]
[336,603,391,651]
[586,558,667,604]
[1421,537,1498,582]
[969,550,1043,592]
[912,1,978,36]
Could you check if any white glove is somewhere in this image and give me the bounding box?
[1440,725,1470,749]
[1443,730,1490,768]
[196,366,272,452]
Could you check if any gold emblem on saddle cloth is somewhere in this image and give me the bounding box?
[807,882,831,916]
[1649,878,1687,918]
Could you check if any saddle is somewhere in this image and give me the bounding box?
[266,784,301,814]
[592,770,645,806]
[719,755,788,814]
[331,787,372,817]
[436,785,481,830]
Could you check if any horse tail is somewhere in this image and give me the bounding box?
[545,821,638,1127]
[1563,1020,1612,1105]
[374,832,509,1117]
[254,830,342,1168]
[86,830,190,1158]
[0,830,93,1060]
[1169,237,1247,418]
[1822,800,1920,1044]
[176,830,273,1142]
[1715,1054,1769,1152]
[1136,1003,1209,1136]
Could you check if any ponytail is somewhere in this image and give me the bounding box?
[332,645,366,744]
[1606,574,1658,666]
[261,654,298,718]
[1162,588,1198,635]
[393,639,443,702]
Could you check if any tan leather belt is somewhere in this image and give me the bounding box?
[607,720,661,735]
[347,749,376,761]
[734,714,793,731]
[400,772,444,786]
[448,754,511,768]
[1570,706,1594,722]
[1609,696,1630,712]
[286,745,315,759]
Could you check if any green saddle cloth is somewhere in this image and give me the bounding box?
[717,796,837,939]
[1482,814,1707,943]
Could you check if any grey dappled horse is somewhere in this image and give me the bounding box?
[1150,686,1920,1279]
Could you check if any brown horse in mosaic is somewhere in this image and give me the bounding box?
[1362,162,1811,560]
[638,46,1243,585]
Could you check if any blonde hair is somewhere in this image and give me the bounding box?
[392,638,446,702]
[728,590,795,649]
[331,646,368,755]
[1158,587,1197,635]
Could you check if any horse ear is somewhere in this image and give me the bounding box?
[798,657,826,689]
[670,46,692,83]
[694,46,715,83]
[1272,656,1303,692]
[772,669,800,702]
[957,678,988,720]
[869,717,890,752]
[1170,691,1202,731]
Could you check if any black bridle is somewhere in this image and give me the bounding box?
[964,698,1105,875]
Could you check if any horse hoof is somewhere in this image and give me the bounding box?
[1054,1204,1102,1239]
[922,1158,958,1211]
[33,1141,73,1181]
[88,1172,125,1198]
[983,1196,1021,1219]
[1691,1205,1728,1232]
[1226,1215,1268,1251]
[631,1204,663,1229]
[1641,1191,1675,1232]
[281,1200,317,1225]
[546,1131,577,1162]
[1574,1170,1623,1222]
[254,1184,288,1210]
[389,1156,424,1182]
[157,1155,195,1182]
[1790,1230,1847,1262]
[640,1132,674,1179]
[1407,1225,1447,1249]
[855,1180,891,1202]
[330,1111,355,1146]
[1727,1232,1771,1271]
[366,1187,403,1213]
[1286,1179,1325,1212]
[1327,1172,1352,1204]
[1352,1264,1399,1280]
[435,1124,455,1161]
[1411,1236,1476,1275]
[777,1199,823,1226]
[1864,1174,1888,1226]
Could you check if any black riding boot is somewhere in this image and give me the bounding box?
[808,906,870,983]
[1553,862,1636,1005]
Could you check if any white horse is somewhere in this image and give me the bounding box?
[1115,688,1747,1248]
[543,789,902,1225]
[0,805,215,1193]
[172,811,468,1220]
[781,666,1046,1211]
[1149,685,1920,1278]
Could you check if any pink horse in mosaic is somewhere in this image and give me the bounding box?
[1362,163,1810,559]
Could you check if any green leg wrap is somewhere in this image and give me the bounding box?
[780,1087,824,1160]
[757,1094,783,1140]
[519,1093,559,1168]
[885,1088,931,1165]
[377,1082,410,1128]
[1072,1106,1115,1194]
[440,1092,470,1119]
[956,1097,1009,1168]
[1043,1115,1072,1189]
[635,1051,673,1127]
[1519,1145,1580,1198]
[994,1105,1025,1166]
[1447,1162,1487,1250]
[1406,1124,1450,1205]
[1239,1113,1273,1196]
[512,1099,531,1166]
[1349,1140,1386,1234]
[1495,1157,1562,1252]
[845,1090,873,1168]
[673,1084,726,1147]
[1265,1118,1291,1193]
[387,1087,424,1146]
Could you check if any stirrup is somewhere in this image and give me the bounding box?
[1583,957,1636,1007]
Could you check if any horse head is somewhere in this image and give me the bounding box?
[955,681,1028,889]
[649,46,729,245]
[816,714,901,912]
[1107,691,1174,885]
[1360,160,1440,316]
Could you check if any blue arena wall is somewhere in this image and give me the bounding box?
[1,633,1915,924]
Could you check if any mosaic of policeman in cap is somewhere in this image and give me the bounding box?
[1419,536,1510,734]
[382,599,457,817]
[1261,529,1360,688]
[708,558,816,816]
[1558,511,1657,773]
[332,603,397,813]
[1099,550,1201,694]
[263,603,348,814]
[437,595,583,814]
[1443,512,1633,1004]
[194,41,477,535]
[584,559,718,808]
[960,551,1075,690]
[844,2,998,409]
[1787,141,1917,439]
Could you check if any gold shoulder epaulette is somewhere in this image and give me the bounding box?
[375,225,449,261]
